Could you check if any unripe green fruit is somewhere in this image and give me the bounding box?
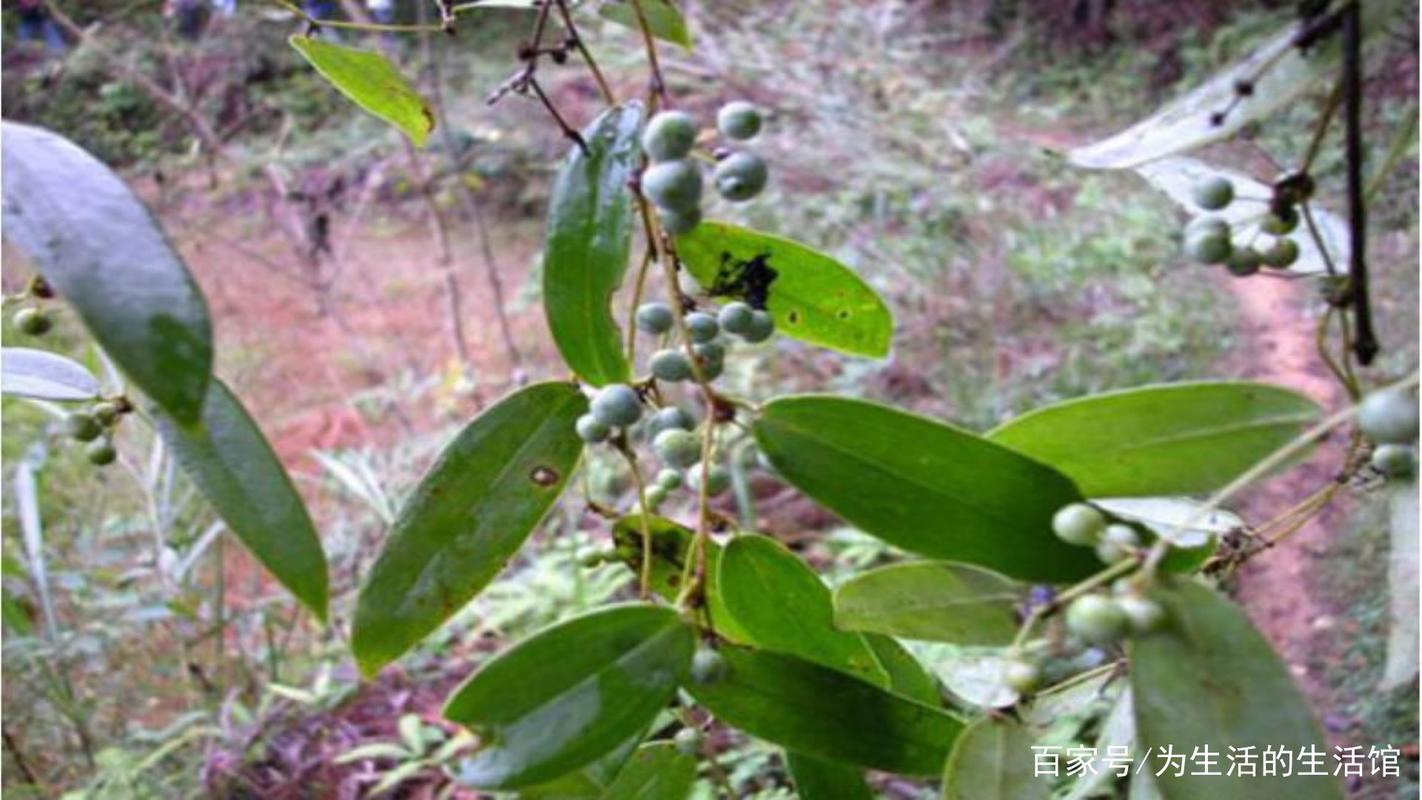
[1116,595,1167,634]
[65,412,103,442]
[690,647,728,685]
[693,341,725,365]
[673,726,703,756]
[1003,658,1041,694]
[1225,247,1262,276]
[645,485,668,509]
[13,307,51,336]
[684,312,720,343]
[1185,216,1229,239]
[1052,503,1105,546]
[660,204,702,235]
[1358,390,1418,444]
[86,438,117,466]
[1191,176,1234,210]
[741,309,775,343]
[636,302,675,334]
[593,468,631,499]
[92,401,121,426]
[654,428,701,469]
[642,110,697,162]
[591,384,643,428]
[648,406,694,436]
[1372,444,1416,478]
[1095,529,1136,564]
[1185,232,1232,265]
[1262,238,1299,269]
[575,413,611,443]
[1261,206,1299,235]
[697,355,724,381]
[643,160,702,212]
[656,468,684,491]
[651,348,694,382]
[717,101,762,140]
[713,152,768,202]
[718,301,755,334]
[686,461,730,496]
[1064,595,1130,646]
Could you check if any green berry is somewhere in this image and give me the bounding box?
[591,384,643,428]
[651,349,694,382]
[645,485,668,510]
[673,726,703,756]
[1052,503,1105,546]
[713,152,768,202]
[1003,658,1041,694]
[642,110,697,162]
[654,428,701,469]
[1262,238,1299,269]
[690,647,728,685]
[686,461,730,496]
[65,412,103,442]
[1064,595,1130,646]
[717,101,762,140]
[1372,444,1416,478]
[1185,216,1229,238]
[1260,206,1299,235]
[697,355,724,381]
[575,414,611,443]
[1116,595,1167,635]
[13,306,51,336]
[718,301,755,334]
[1192,176,1234,210]
[1225,246,1262,276]
[1185,232,1232,265]
[741,310,775,343]
[648,406,694,436]
[656,468,684,491]
[1096,524,1140,563]
[85,438,117,466]
[694,341,725,365]
[685,312,720,343]
[643,159,702,212]
[636,302,675,335]
[1358,390,1418,444]
[91,401,121,426]
[659,204,702,235]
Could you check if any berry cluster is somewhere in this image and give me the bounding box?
[1358,388,1419,479]
[641,101,768,234]
[1184,174,1302,275]
[62,402,126,466]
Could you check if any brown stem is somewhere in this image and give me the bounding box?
[1341,3,1378,365]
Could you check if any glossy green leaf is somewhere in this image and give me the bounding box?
[677,222,893,359]
[834,562,1021,645]
[864,635,942,707]
[685,645,963,775]
[543,105,643,386]
[1092,497,1242,549]
[2,122,212,424]
[611,515,749,642]
[989,382,1321,497]
[753,396,1098,582]
[1131,580,1343,800]
[598,0,692,48]
[941,717,1050,800]
[1064,688,1135,800]
[596,742,695,800]
[521,734,642,800]
[785,751,874,800]
[354,382,585,675]
[1,348,100,401]
[288,36,434,146]
[935,650,1021,710]
[157,379,327,620]
[718,535,888,684]
[445,604,692,790]
[1382,480,1418,689]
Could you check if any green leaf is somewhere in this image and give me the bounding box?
[863,635,942,707]
[157,379,328,620]
[1131,580,1343,800]
[288,36,434,146]
[335,743,414,764]
[596,742,695,800]
[935,650,1021,710]
[1063,688,1135,800]
[833,562,1021,646]
[785,751,874,800]
[941,717,1050,800]
[597,0,692,49]
[444,604,692,790]
[1092,498,1242,549]
[543,104,643,386]
[521,734,642,800]
[1381,480,1418,689]
[1,122,212,424]
[677,222,894,359]
[989,381,1321,497]
[717,535,888,684]
[1,348,100,401]
[753,396,1098,582]
[353,382,586,675]
[611,514,750,642]
[685,645,963,775]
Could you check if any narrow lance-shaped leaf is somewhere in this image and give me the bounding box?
[1,348,100,401]
[353,382,586,675]
[718,534,888,685]
[598,0,692,49]
[753,395,1099,582]
[1131,579,1343,800]
[941,717,1050,800]
[444,604,693,790]
[989,381,1321,498]
[833,561,1022,646]
[543,104,643,386]
[157,379,328,620]
[612,514,751,643]
[786,751,875,800]
[2,122,212,424]
[288,36,435,146]
[677,222,894,359]
[596,742,696,800]
[685,645,963,775]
